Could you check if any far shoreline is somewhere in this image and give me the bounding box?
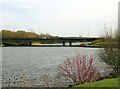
[1,45,101,48]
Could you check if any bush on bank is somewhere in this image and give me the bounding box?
[97,30,120,77]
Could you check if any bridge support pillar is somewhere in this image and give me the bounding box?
[69,41,72,46]
[29,40,32,46]
[63,41,65,46]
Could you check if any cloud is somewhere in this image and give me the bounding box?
[0,0,119,36]
[9,3,34,10]
[0,2,35,10]
[51,0,118,25]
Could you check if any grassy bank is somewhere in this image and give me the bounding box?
[69,78,119,89]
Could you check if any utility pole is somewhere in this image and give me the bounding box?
[81,29,83,37]
[39,25,41,38]
[88,24,89,37]
[118,1,120,32]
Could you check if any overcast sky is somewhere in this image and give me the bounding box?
[0,0,119,37]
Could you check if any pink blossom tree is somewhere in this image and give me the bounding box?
[57,54,101,86]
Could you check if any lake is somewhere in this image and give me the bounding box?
[2,47,107,86]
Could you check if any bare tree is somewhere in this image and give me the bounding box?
[98,30,120,77]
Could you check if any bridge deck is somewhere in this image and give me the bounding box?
[1,37,102,47]
[2,37,100,42]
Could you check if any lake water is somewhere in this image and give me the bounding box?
[1,47,107,86]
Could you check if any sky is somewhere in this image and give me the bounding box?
[0,0,120,37]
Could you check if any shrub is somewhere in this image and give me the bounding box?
[98,30,120,77]
[56,54,101,86]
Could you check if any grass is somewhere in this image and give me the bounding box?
[69,78,119,89]
[88,39,104,47]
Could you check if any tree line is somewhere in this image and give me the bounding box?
[0,30,59,38]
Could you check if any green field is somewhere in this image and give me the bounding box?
[69,78,119,89]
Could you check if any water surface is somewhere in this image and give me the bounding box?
[2,47,105,86]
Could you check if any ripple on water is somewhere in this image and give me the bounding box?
[2,47,105,86]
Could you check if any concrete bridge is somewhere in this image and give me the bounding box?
[2,37,101,46]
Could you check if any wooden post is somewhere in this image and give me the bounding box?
[69,41,72,46]
[29,40,32,46]
[63,41,65,46]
